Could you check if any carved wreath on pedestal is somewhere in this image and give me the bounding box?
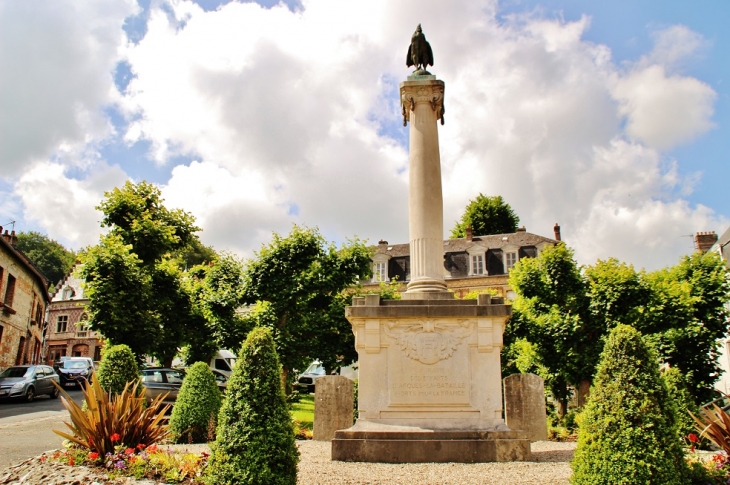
[401,84,446,126]
[384,319,472,365]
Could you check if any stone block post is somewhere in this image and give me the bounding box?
[313,375,354,441]
[503,373,548,442]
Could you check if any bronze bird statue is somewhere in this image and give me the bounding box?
[406,24,433,74]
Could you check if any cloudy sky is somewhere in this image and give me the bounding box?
[1,0,728,271]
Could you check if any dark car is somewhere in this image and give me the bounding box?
[0,365,60,402]
[57,358,94,388]
[140,367,186,404]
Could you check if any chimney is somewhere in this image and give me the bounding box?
[466,225,473,242]
[553,223,561,241]
[695,231,718,253]
[516,226,526,232]
[1,229,10,243]
[378,239,388,246]
[10,230,17,246]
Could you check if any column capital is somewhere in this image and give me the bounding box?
[399,79,445,126]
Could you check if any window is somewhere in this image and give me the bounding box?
[61,286,75,300]
[165,370,185,384]
[4,274,15,308]
[56,315,68,333]
[505,252,518,271]
[373,262,387,282]
[471,254,485,275]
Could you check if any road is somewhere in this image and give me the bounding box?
[0,387,85,467]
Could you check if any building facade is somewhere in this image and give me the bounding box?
[704,228,730,395]
[45,264,103,364]
[0,229,50,370]
[362,224,561,299]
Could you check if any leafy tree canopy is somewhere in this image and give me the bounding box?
[450,194,519,238]
[506,246,730,409]
[15,231,76,285]
[241,225,372,378]
[81,181,204,365]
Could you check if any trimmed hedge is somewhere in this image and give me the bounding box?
[169,362,222,443]
[204,327,299,485]
[96,344,139,395]
[571,325,688,485]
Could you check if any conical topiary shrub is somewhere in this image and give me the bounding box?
[96,344,140,395]
[204,327,299,485]
[169,362,222,443]
[571,324,688,485]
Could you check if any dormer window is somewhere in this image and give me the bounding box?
[61,286,75,300]
[373,262,387,282]
[471,254,485,275]
[505,251,518,270]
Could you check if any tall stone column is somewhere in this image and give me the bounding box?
[400,77,450,298]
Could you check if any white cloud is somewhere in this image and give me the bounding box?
[4,0,727,271]
[0,0,137,176]
[14,162,127,247]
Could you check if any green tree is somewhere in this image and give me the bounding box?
[242,225,372,380]
[81,181,202,365]
[450,194,519,238]
[169,362,222,443]
[15,231,76,286]
[96,344,140,395]
[205,327,298,485]
[571,325,687,485]
[507,243,590,416]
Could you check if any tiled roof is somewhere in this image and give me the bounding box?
[373,231,558,257]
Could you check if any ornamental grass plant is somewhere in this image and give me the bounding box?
[169,361,222,444]
[53,375,170,456]
[570,324,688,485]
[204,326,299,485]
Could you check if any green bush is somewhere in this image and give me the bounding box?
[571,325,688,485]
[204,327,299,485]
[168,362,222,444]
[662,366,702,443]
[96,344,140,395]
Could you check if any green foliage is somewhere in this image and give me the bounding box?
[571,325,688,485]
[15,231,76,285]
[507,247,730,411]
[96,344,140,395]
[82,181,208,364]
[205,327,299,485]
[460,288,500,300]
[662,366,702,443]
[242,225,372,376]
[450,193,519,238]
[169,362,222,444]
[53,377,169,455]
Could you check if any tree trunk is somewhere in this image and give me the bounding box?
[281,367,290,395]
[577,379,591,408]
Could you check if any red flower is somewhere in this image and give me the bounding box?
[136,443,146,450]
[110,433,121,443]
[147,444,158,453]
[89,452,99,460]
[68,457,75,466]
[125,448,135,455]
[688,433,700,443]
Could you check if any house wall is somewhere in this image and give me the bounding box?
[0,240,48,370]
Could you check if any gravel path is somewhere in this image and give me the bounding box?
[0,441,576,485]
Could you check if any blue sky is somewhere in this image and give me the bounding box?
[1,0,728,271]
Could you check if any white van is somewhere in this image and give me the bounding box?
[210,349,237,377]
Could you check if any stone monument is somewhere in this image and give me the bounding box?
[331,26,531,463]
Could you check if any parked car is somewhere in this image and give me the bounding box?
[57,357,94,388]
[296,361,326,393]
[210,369,229,393]
[0,365,60,402]
[140,367,186,404]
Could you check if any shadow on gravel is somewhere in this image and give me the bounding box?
[531,449,575,463]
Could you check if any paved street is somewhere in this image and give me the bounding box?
[0,387,85,466]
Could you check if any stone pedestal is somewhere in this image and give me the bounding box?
[331,295,531,462]
[503,373,548,442]
[314,375,354,441]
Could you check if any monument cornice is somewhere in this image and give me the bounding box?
[399,78,445,126]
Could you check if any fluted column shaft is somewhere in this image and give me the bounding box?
[400,79,449,297]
